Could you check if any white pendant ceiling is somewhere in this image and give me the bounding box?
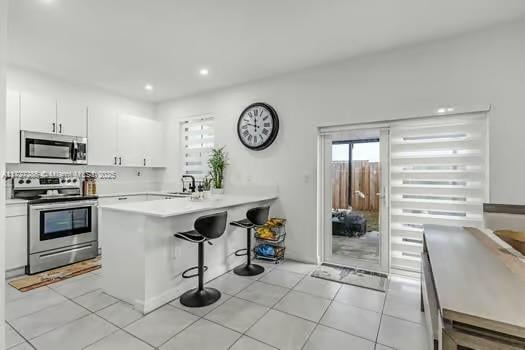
[7,0,525,102]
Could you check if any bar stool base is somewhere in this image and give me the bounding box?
[233,264,265,276]
[179,287,221,308]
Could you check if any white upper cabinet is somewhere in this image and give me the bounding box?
[56,99,87,137]
[87,107,119,166]
[20,92,57,134]
[20,91,87,137]
[117,114,147,167]
[144,118,165,167]
[6,90,21,163]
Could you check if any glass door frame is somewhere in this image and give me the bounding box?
[318,127,390,274]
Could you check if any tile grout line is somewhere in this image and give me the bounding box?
[155,265,271,349]
[5,320,37,350]
[299,282,342,350]
[11,276,120,348]
[229,269,307,349]
[374,280,389,345]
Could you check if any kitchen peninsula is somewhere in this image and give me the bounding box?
[99,193,277,313]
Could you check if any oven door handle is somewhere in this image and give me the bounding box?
[30,200,98,210]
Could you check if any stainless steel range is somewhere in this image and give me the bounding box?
[13,175,98,274]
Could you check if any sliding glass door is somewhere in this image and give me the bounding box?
[321,128,390,273]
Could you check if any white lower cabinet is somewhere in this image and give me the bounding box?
[5,204,28,271]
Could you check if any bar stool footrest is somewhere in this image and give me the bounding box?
[234,248,248,257]
[182,265,208,279]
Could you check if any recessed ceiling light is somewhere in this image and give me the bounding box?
[144,84,154,91]
[437,108,446,113]
[447,107,455,112]
[199,68,209,76]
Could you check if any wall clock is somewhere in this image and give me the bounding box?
[237,102,279,151]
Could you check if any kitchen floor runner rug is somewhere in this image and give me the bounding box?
[311,263,388,292]
[9,257,101,292]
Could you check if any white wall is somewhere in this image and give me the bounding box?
[8,66,155,120]
[0,0,7,345]
[157,19,525,263]
[6,67,165,194]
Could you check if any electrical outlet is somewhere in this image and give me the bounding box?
[137,171,141,177]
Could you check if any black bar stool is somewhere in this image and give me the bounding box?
[174,211,227,307]
[230,206,270,276]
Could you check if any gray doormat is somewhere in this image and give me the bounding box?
[311,264,388,292]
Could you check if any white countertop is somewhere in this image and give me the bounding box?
[97,191,181,198]
[6,198,29,205]
[99,193,278,218]
[424,224,525,333]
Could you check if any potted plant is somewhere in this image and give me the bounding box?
[208,146,228,195]
[201,175,212,199]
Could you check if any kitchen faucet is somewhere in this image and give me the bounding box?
[182,175,196,193]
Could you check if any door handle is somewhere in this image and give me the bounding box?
[59,124,62,133]
[144,158,146,166]
[119,157,122,166]
[52,122,56,133]
[114,156,117,165]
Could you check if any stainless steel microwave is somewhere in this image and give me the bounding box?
[21,131,88,164]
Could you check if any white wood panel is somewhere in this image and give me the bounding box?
[56,99,87,137]
[20,92,57,133]
[87,107,119,166]
[5,215,27,270]
[6,90,20,163]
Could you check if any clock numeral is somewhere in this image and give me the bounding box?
[262,128,269,136]
[241,125,248,129]
[263,122,270,127]
[254,109,259,117]
[263,116,269,121]
[242,130,249,137]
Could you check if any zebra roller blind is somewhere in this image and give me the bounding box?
[181,116,214,179]
[390,113,488,272]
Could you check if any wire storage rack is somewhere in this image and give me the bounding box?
[254,218,286,263]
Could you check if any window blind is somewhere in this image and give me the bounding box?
[181,116,214,179]
[389,113,488,272]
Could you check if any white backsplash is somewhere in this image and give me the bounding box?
[5,163,165,197]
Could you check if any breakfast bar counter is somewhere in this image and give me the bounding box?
[99,193,277,313]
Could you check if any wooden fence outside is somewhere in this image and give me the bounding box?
[331,160,381,211]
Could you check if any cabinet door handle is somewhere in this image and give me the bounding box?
[119,157,122,166]
[52,122,56,133]
[59,124,62,133]
[114,156,117,165]
[144,158,146,166]
[117,197,128,200]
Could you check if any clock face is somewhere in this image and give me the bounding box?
[237,103,279,151]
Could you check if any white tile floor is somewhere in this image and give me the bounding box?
[5,260,429,350]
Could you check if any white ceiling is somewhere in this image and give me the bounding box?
[7,0,525,102]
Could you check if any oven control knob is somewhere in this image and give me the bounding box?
[25,179,31,184]
[61,179,66,183]
[72,179,77,183]
[67,179,72,183]
[18,179,24,184]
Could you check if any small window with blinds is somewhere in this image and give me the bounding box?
[181,116,214,179]
[390,114,488,272]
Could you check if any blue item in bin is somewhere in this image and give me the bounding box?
[255,244,275,257]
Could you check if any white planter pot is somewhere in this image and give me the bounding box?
[211,188,224,195]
